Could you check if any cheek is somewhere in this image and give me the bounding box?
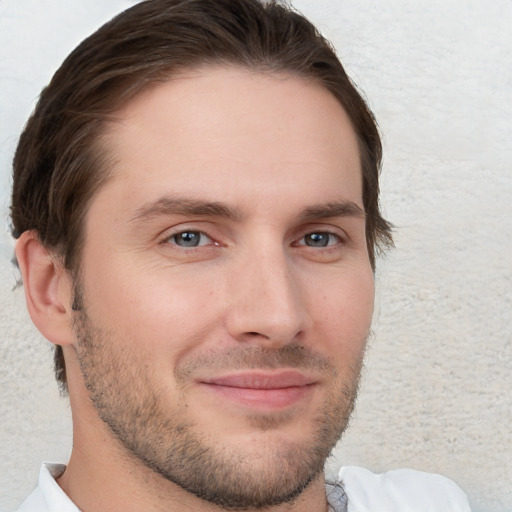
[307,269,374,350]
[80,258,222,358]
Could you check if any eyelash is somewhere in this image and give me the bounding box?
[162,230,216,249]
[294,231,342,248]
[161,229,344,250]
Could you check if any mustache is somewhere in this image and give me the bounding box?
[175,345,338,380]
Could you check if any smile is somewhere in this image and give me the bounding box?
[198,371,317,410]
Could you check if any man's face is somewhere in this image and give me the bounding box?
[72,66,374,509]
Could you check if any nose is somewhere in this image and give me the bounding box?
[224,245,311,347]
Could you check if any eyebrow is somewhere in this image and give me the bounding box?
[129,196,243,223]
[129,196,365,224]
[299,201,366,221]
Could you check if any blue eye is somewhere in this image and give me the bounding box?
[303,232,339,247]
[170,231,209,247]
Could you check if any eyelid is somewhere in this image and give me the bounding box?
[170,230,212,246]
[293,224,348,245]
[295,232,342,248]
[157,222,350,251]
[159,226,218,248]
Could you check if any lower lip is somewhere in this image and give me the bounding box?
[200,383,314,410]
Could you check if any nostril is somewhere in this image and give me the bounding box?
[242,331,271,340]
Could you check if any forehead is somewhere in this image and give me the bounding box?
[97,66,362,214]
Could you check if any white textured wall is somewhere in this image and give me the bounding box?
[1,1,510,511]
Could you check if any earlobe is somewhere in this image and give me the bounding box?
[15,231,75,346]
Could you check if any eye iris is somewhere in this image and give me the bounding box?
[175,232,201,247]
[305,233,329,247]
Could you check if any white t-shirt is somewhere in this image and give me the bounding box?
[15,463,471,512]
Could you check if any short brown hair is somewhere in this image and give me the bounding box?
[11,0,393,391]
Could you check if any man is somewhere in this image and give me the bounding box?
[10,0,471,510]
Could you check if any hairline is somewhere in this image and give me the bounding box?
[66,62,372,273]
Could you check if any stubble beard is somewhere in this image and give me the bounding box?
[73,292,365,510]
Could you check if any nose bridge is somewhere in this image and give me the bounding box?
[226,240,308,345]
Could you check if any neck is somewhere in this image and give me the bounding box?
[59,400,328,511]
[59,360,330,512]
[58,443,329,512]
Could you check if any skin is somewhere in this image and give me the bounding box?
[17,66,374,511]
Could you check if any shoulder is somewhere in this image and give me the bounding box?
[14,463,79,512]
[14,486,47,512]
[337,466,471,512]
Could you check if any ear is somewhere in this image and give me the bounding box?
[15,231,75,347]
